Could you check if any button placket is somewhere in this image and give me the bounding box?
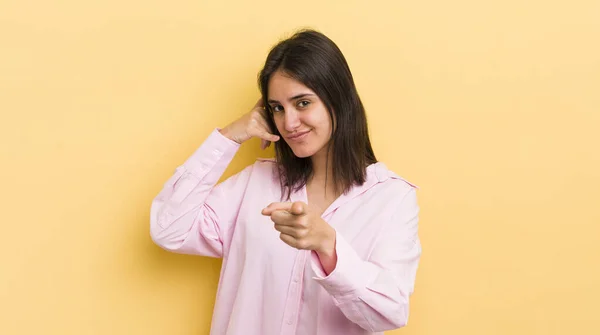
[280,250,308,333]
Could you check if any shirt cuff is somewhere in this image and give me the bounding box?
[310,231,379,302]
[182,128,241,177]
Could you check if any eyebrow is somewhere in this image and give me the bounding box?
[267,93,315,104]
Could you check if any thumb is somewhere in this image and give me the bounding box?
[290,201,307,216]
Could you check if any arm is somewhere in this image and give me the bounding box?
[150,99,280,257]
[150,128,250,257]
[310,188,422,332]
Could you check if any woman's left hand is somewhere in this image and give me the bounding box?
[261,201,335,255]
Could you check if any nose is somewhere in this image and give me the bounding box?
[283,109,301,132]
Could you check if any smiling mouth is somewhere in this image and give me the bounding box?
[287,130,311,140]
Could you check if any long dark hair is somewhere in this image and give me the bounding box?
[258,29,377,199]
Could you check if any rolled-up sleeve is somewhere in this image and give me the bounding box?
[310,188,421,332]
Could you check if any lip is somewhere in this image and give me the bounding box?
[286,130,311,141]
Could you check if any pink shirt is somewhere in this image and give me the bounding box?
[150,129,422,335]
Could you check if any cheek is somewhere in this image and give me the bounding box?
[314,110,332,132]
[272,116,284,132]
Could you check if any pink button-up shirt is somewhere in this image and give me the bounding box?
[150,129,422,335]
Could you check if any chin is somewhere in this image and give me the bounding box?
[288,146,317,158]
[290,150,313,158]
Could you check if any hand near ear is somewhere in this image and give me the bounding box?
[219,98,279,150]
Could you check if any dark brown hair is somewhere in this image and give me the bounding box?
[258,29,377,199]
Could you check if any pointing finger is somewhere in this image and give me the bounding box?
[261,202,292,216]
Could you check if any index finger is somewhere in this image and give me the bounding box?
[261,202,292,216]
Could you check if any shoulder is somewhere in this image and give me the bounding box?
[255,157,277,164]
[241,157,279,182]
[253,157,277,170]
[370,162,418,190]
[235,157,276,172]
[368,162,419,205]
[370,164,420,224]
[223,157,277,181]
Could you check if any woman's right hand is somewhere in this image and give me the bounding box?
[219,98,280,150]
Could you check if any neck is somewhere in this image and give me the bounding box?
[309,145,337,195]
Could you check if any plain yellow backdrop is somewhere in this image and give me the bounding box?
[1,1,599,334]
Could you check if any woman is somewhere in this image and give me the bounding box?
[150,29,421,335]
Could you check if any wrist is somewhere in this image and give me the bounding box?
[315,226,337,276]
[219,127,241,144]
[317,226,336,256]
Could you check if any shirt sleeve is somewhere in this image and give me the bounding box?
[310,187,421,332]
[149,128,252,257]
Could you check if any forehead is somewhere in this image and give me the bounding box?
[268,71,316,99]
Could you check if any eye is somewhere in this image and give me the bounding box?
[297,100,311,109]
[270,104,284,113]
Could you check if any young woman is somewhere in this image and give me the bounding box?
[150,29,422,335]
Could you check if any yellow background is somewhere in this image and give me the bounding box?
[1,1,599,334]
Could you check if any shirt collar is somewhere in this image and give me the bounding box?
[317,162,398,218]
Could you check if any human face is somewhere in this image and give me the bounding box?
[267,71,333,159]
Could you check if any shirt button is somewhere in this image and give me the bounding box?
[293,277,299,283]
[287,319,293,325]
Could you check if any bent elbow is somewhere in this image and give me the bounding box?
[150,225,167,249]
[386,302,409,331]
[368,302,410,332]
[150,223,185,252]
[150,220,170,250]
[389,313,408,330]
[149,203,179,251]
